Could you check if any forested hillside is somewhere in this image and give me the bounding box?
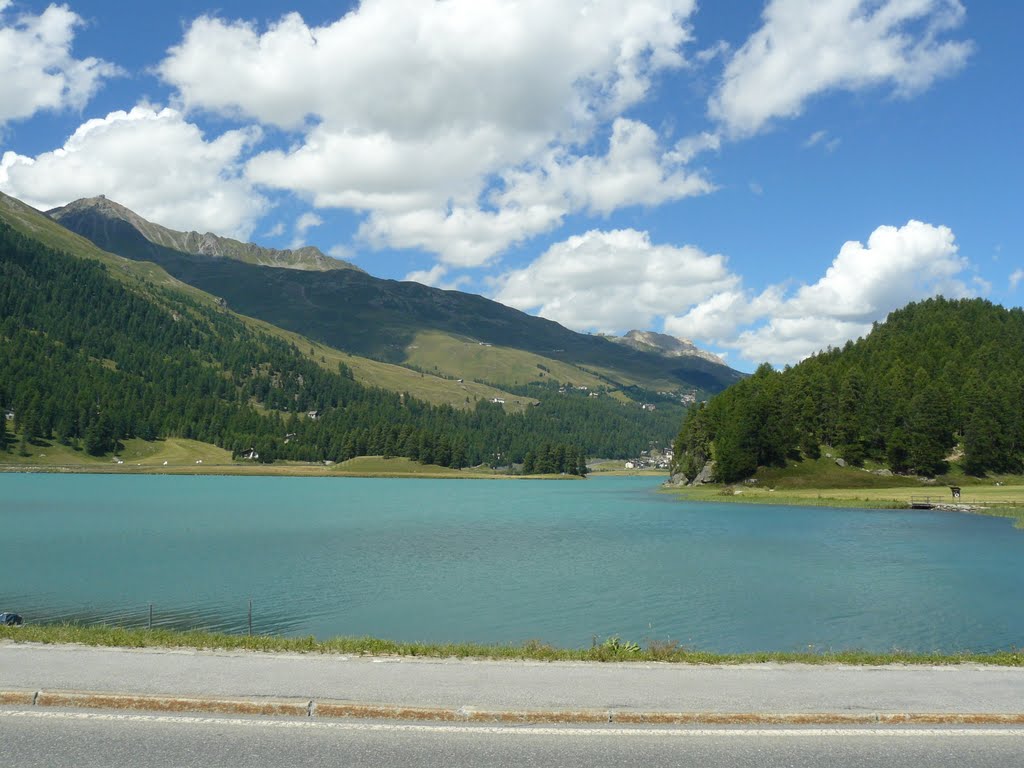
[0,221,674,469]
[673,298,1024,482]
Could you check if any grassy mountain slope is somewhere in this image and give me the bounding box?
[48,197,743,397]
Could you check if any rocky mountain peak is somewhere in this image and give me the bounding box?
[606,329,725,365]
[47,196,364,274]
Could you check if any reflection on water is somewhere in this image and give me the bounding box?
[2,474,1023,652]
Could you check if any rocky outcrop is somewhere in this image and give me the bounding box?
[690,460,716,485]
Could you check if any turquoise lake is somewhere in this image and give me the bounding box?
[2,474,1022,653]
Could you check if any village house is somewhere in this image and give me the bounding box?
[240,448,259,460]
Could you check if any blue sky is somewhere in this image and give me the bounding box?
[1,0,1020,371]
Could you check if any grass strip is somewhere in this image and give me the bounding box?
[3,624,1022,666]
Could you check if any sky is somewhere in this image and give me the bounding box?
[1,0,1020,371]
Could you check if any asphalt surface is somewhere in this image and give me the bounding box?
[3,642,1024,719]
[3,709,1023,768]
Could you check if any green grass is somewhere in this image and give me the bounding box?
[0,445,562,479]
[333,456,510,478]
[667,456,1024,525]
[403,330,609,390]
[240,317,532,412]
[0,437,232,470]
[2,624,1021,666]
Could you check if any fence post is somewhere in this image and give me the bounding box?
[148,603,153,630]
[248,598,252,637]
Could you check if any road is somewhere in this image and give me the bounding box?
[3,708,1024,768]
[4,643,1024,719]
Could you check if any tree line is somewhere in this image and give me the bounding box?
[673,297,1024,483]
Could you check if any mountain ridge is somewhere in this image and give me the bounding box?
[47,196,363,273]
[48,195,744,396]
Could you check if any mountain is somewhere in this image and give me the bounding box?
[0,191,692,465]
[605,330,725,366]
[48,196,743,396]
[673,297,1024,483]
[0,192,520,412]
[48,196,363,273]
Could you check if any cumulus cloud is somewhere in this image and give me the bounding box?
[710,0,972,136]
[497,120,716,218]
[353,120,716,268]
[0,106,267,238]
[493,229,738,333]
[666,220,972,365]
[0,1,120,126]
[160,1,705,263]
[1011,269,1024,292]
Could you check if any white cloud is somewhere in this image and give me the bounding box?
[0,2,120,125]
[492,228,738,333]
[405,264,447,287]
[804,130,826,148]
[500,120,716,217]
[0,105,268,238]
[160,2,694,132]
[290,211,323,248]
[696,40,730,64]
[806,130,842,152]
[710,0,972,136]
[666,220,972,365]
[1011,269,1024,292]
[160,1,704,263]
[346,120,715,269]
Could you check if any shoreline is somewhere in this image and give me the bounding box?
[661,481,1024,524]
[0,463,582,480]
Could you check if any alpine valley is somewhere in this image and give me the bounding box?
[0,191,742,471]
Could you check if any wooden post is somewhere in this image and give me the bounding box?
[148,603,153,630]
[248,599,252,636]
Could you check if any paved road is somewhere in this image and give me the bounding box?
[3,708,1023,768]
[3,642,1024,718]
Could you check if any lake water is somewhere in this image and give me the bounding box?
[2,474,1022,653]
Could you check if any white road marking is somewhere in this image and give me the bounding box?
[2,710,1023,738]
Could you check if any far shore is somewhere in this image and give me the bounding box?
[664,480,1024,527]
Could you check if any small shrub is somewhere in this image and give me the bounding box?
[646,638,683,660]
